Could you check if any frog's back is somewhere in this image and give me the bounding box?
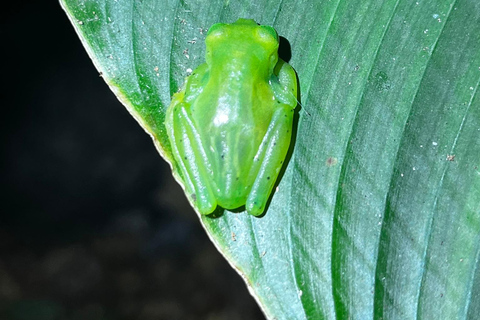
[192,80,274,209]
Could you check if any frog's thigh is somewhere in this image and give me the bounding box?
[168,104,217,214]
[246,106,293,216]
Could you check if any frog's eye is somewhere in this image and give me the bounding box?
[256,26,279,46]
[206,23,227,39]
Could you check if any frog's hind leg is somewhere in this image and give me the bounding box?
[167,102,217,215]
[246,105,294,216]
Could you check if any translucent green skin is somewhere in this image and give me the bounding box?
[166,19,298,216]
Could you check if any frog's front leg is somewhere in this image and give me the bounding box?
[246,104,294,216]
[167,99,217,214]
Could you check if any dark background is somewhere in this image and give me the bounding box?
[0,1,263,319]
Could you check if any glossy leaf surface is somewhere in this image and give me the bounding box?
[61,0,480,318]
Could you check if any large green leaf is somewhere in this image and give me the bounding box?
[60,0,480,318]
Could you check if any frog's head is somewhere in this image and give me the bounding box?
[205,19,280,76]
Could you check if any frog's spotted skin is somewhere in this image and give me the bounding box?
[166,19,298,216]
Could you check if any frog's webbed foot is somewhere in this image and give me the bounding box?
[167,101,217,215]
[246,104,294,216]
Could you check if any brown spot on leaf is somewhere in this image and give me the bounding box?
[326,157,338,167]
[446,154,455,161]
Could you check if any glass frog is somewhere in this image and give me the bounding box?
[166,18,298,216]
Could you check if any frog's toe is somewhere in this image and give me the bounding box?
[246,198,266,216]
[197,202,217,215]
[194,193,217,215]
